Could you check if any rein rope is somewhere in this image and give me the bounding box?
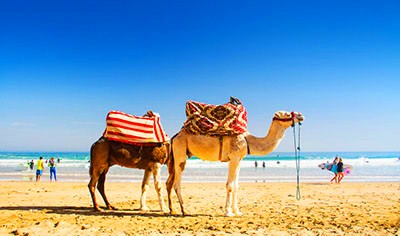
[291,113,302,201]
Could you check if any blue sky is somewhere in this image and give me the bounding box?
[1,0,399,152]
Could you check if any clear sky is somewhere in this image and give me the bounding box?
[1,0,399,152]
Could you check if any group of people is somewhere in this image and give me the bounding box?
[329,156,345,184]
[254,161,266,168]
[33,156,58,182]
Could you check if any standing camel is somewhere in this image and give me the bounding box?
[166,110,304,216]
[88,137,169,212]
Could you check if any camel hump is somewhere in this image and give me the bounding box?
[183,97,248,136]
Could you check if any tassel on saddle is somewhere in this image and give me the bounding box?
[229,96,242,105]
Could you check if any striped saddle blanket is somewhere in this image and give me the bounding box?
[183,97,248,136]
[103,110,169,145]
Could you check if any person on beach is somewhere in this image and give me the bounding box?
[254,161,258,168]
[337,157,344,183]
[329,156,339,183]
[262,161,266,168]
[29,160,34,170]
[48,157,57,182]
[36,156,45,182]
[26,160,31,170]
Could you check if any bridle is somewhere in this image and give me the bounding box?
[291,111,302,201]
[272,111,298,122]
[273,111,303,200]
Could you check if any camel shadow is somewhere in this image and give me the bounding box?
[0,206,210,217]
[304,182,329,185]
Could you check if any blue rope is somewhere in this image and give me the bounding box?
[292,121,302,200]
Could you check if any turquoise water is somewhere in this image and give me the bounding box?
[0,151,399,182]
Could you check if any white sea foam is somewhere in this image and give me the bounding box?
[0,152,399,182]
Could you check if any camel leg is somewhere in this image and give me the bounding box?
[167,154,187,216]
[168,136,187,215]
[88,164,108,212]
[166,168,175,214]
[88,174,102,211]
[225,158,241,217]
[152,163,167,212]
[232,161,242,216]
[97,168,115,210]
[89,138,111,211]
[139,168,152,211]
[173,161,186,216]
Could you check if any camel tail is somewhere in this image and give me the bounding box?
[166,133,178,179]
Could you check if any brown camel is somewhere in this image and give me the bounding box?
[166,110,304,216]
[88,137,169,212]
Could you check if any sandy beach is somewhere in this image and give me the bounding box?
[0,181,399,235]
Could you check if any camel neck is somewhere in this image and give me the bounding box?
[246,121,287,156]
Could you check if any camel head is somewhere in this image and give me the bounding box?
[272,111,304,128]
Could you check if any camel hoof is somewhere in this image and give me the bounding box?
[139,207,149,213]
[225,212,235,217]
[234,211,243,216]
[94,207,103,212]
[107,205,117,210]
[161,207,168,213]
[169,210,178,215]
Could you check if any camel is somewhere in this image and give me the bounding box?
[166,110,304,216]
[88,137,169,212]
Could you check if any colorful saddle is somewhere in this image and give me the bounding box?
[183,97,248,136]
[103,110,169,145]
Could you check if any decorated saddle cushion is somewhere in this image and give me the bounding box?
[183,97,248,136]
[103,110,169,145]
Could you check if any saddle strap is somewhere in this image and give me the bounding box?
[244,135,251,155]
[218,136,223,161]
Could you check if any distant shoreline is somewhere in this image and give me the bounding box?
[1,151,399,184]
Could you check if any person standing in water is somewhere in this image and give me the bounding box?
[48,157,57,182]
[36,156,45,182]
[29,160,34,170]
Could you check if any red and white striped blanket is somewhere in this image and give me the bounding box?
[103,110,169,144]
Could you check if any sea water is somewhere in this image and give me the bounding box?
[0,151,399,183]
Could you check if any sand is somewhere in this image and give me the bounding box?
[0,181,399,235]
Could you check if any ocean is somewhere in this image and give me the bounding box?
[0,151,399,183]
